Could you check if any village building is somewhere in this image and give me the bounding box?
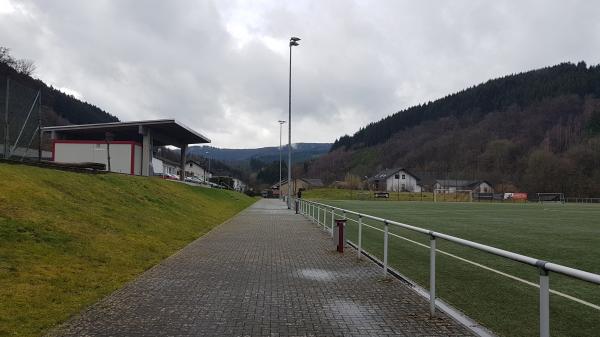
[433,179,494,193]
[277,178,324,196]
[232,178,247,192]
[185,159,211,181]
[368,168,422,192]
[152,156,180,177]
[210,176,247,192]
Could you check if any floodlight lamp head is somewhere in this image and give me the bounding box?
[290,37,301,42]
[278,120,286,124]
[290,41,299,47]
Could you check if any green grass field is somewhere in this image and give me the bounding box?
[0,163,255,337]
[303,197,600,337]
[304,188,436,201]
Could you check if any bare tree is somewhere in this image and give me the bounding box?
[14,59,36,75]
[0,46,15,66]
[0,46,36,75]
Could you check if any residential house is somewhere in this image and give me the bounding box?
[278,178,324,196]
[433,180,494,193]
[185,160,211,181]
[232,178,247,192]
[152,156,180,177]
[368,168,422,192]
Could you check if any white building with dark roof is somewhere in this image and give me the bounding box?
[434,179,493,193]
[185,159,211,181]
[368,168,422,192]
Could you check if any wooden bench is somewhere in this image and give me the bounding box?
[374,192,390,198]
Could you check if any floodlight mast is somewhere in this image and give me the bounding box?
[278,120,286,200]
[287,36,300,208]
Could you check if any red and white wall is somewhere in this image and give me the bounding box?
[52,140,142,175]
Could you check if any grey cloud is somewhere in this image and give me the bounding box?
[1,0,599,147]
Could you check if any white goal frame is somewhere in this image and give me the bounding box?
[537,193,565,204]
[434,189,473,202]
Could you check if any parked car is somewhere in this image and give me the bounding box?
[161,173,179,180]
[185,176,203,184]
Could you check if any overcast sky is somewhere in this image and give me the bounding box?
[1,0,599,148]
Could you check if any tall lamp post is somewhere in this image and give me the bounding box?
[288,36,300,208]
[205,150,211,182]
[278,120,286,201]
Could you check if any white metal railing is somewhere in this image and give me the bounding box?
[294,198,600,337]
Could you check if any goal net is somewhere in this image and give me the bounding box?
[434,189,473,202]
[537,193,565,204]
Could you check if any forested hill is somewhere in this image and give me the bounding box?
[189,143,331,164]
[332,62,600,150]
[0,60,119,127]
[306,62,600,196]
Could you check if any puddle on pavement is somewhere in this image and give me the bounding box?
[299,268,336,281]
[324,299,369,319]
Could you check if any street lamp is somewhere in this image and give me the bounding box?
[287,36,300,208]
[278,120,286,201]
[205,150,211,182]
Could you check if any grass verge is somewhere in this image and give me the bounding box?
[0,163,255,337]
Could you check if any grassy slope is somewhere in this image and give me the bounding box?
[0,164,255,337]
[306,198,600,337]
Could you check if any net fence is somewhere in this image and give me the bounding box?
[0,73,42,160]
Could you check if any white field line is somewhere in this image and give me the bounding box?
[340,215,600,311]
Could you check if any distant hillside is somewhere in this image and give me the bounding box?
[189,143,331,165]
[188,143,331,190]
[307,62,600,196]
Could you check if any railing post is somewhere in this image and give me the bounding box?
[323,206,327,231]
[357,215,362,259]
[538,263,550,337]
[383,221,389,277]
[429,233,436,317]
[317,205,320,224]
[330,207,334,237]
[317,205,321,225]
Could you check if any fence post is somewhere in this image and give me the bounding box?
[330,207,334,237]
[383,221,389,277]
[429,234,436,317]
[539,263,550,337]
[358,215,362,259]
[323,206,327,231]
[318,205,322,225]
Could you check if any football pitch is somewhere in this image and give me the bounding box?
[308,199,600,337]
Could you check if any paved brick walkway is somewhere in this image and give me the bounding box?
[49,199,475,337]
